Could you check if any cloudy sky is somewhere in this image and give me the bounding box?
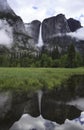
[8,0,84,26]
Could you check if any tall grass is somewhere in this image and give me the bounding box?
[0,67,84,91]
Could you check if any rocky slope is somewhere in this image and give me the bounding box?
[0,0,31,51]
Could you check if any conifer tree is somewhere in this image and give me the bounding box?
[66,43,76,68]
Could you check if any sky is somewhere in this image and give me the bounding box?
[8,0,84,26]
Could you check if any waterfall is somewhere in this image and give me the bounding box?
[37,24,44,47]
[37,90,43,114]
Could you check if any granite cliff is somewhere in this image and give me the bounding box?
[41,14,84,54]
[42,14,70,43]
[0,0,84,54]
[67,18,82,32]
[25,20,41,43]
[0,0,30,51]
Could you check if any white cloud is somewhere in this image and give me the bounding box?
[67,27,84,40]
[0,20,13,47]
[8,0,84,26]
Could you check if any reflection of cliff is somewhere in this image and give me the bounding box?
[0,91,39,130]
[0,75,84,130]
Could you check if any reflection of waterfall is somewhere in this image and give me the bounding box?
[37,24,43,47]
[37,90,43,114]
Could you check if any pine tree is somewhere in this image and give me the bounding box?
[66,43,76,68]
[52,46,60,59]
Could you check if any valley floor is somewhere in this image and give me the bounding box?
[0,67,84,91]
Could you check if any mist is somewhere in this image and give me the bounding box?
[67,27,84,40]
[0,19,13,47]
[46,27,84,41]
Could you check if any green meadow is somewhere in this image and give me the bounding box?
[0,67,84,91]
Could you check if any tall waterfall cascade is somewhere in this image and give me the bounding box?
[37,24,44,47]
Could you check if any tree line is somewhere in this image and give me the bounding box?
[0,43,83,68]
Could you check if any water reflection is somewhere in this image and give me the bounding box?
[10,112,84,130]
[67,98,84,111]
[1,75,84,130]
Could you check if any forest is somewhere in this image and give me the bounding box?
[0,43,83,68]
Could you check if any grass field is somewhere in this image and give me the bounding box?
[0,67,84,91]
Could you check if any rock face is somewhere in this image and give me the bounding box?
[0,0,15,15]
[0,0,30,51]
[42,14,70,43]
[7,15,29,49]
[41,14,84,54]
[25,20,41,45]
[0,0,83,54]
[0,1,83,54]
[67,18,81,32]
[25,20,41,42]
